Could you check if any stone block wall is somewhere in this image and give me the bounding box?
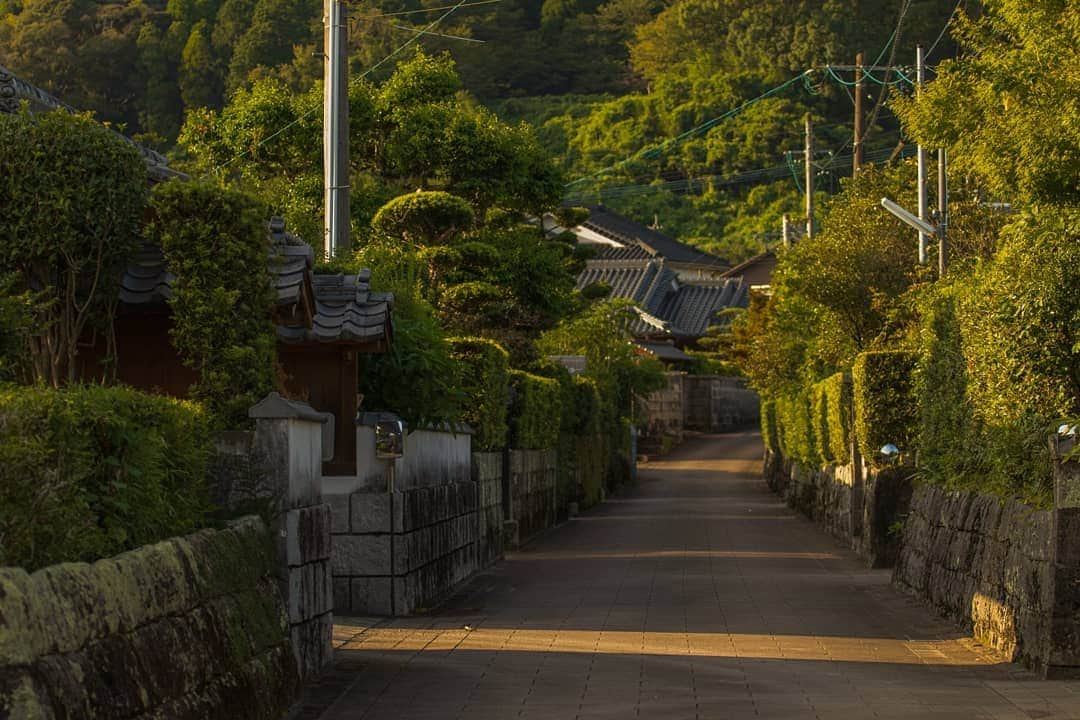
[507,449,558,548]
[329,482,479,616]
[684,376,760,432]
[893,485,1054,665]
[474,452,504,568]
[0,517,299,720]
[641,372,684,452]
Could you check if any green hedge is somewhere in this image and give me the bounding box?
[853,351,918,467]
[508,370,562,450]
[811,382,831,464]
[775,389,819,467]
[761,399,779,454]
[450,337,510,451]
[0,384,212,571]
[819,372,852,465]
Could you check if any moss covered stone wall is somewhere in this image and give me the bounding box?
[0,516,299,720]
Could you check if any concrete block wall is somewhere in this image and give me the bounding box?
[330,483,479,616]
[328,424,479,616]
[507,449,557,548]
[641,372,685,451]
[684,376,760,432]
[474,452,504,568]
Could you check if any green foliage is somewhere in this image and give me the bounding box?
[0,109,147,386]
[508,369,562,450]
[852,351,918,467]
[760,399,779,454]
[775,389,818,467]
[913,210,1080,507]
[0,273,32,383]
[0,384,211,571]
[372,191,475,245]
[450,336,510,451]
[820,372,852,466]
[894,0,1080,207]
[811,381,831,464]
[147,180,277,427]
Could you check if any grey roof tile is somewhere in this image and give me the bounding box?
[579,205,726,266]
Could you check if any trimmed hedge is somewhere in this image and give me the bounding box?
[811,382,831,464]
[0,384,212,571]
[819,372,852,465]
[775,389,819,467]
[761,399,780,454]
[450,337,510,451]
[508,370,562,450]
[852,351,918,467]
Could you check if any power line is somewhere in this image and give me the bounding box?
[925,0,965,60]
[352,0,500,19]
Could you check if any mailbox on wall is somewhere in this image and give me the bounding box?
[375,418,405,459]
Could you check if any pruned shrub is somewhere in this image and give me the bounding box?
[761,399,780,454]
[0,384,212,571]
[775,389,819,467]
[508,369,562,450]
[853,351,918,467]
[450,336,510,451]
[820,372,852,465]
[372,190,474,245]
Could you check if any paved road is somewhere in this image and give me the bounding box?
[302,432,1080,719]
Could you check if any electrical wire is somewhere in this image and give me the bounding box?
[387,23,484,43]
[352,0,500,19]
[925,0,965,60]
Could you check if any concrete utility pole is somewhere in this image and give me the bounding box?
[323,0,350,259]
[916,44,928,264]
[804,114,814,240]
[782,213,792,248]
[853,51,864,174]
[938,148,948,274]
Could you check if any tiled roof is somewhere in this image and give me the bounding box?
[579,205,726,267]
[592,243,656,262]
[118,220,392,347]
[577,256,746,339]
[0,63,186,182]
[278,273,392,346]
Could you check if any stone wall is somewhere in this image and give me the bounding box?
[474,451,504,568]
[506,448,558,548]
[893,485,1053,665]
[641,372,684,453]
[0,517,299,720]
[684,376,760,433]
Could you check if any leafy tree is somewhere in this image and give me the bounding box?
[372,191,475,244]
[893,0,1080,207]
[0,109,147,386]
[179,20,222,110]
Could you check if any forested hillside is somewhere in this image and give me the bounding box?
[0,0,968,261]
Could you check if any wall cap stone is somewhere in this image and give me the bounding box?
[249,392,327,423]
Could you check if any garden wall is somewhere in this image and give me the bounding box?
[0,517,299,720]
[474,451,504,568]
[328,423,479,616]
[505,448,558,548]
[684,375,760,433]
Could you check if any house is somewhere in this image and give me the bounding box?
[85,219,392,476]
[720,249,777,291]
[566,204,731,280]
[1,65,393,475]
[575,240,747,344]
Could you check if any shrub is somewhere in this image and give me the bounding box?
[0,384,212,571]
[853,351,918,467]
[508,369,562,450]
[450,337,510,451]
[147,181,277,427]
[811,381,832,464]
[821,372,852,465]
[761,399,779,454]
[775,389,819,467]
[372,190,474,245]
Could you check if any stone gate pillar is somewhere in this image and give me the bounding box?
[1044,430,1080,678]
[250,392,334,681]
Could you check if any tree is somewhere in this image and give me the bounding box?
[0,109,147,386]
[893,0,1080,207]
[178,20,221,110]
[372,191,475,245]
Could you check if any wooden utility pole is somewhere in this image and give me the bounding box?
[323,0,350,258]
[916,44,928,264]
[804,114,814,240]
[853,51,864,174]
[938,148,948,274]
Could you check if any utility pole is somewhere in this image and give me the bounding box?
[916,44,928,264]
[853,51,864,174]
[323,0,350,259]
[782,213,791,248]
[938,148,948,274]
[804,114,814,240]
